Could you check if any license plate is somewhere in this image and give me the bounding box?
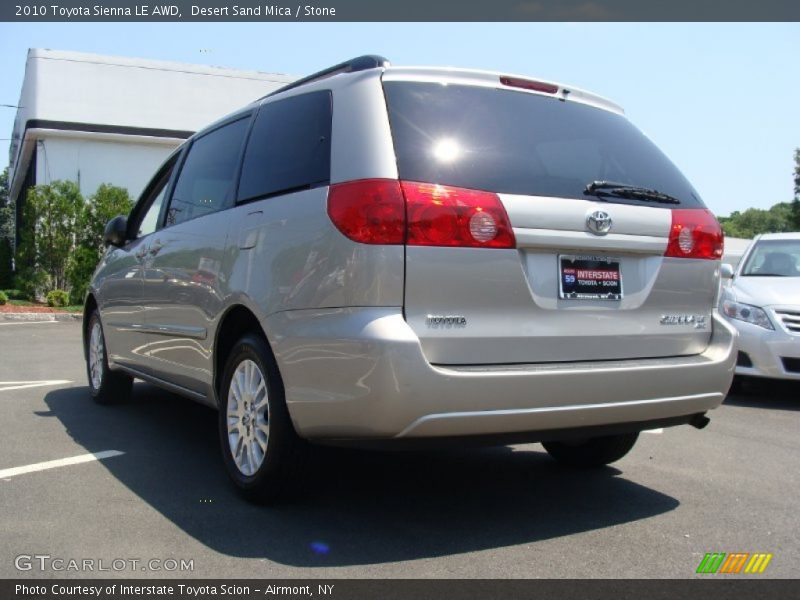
[559,255,623,300]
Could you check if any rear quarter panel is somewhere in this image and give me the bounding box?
[224,188,404,317]
[224,70,404,319]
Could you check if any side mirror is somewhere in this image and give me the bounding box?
[103,215,129,247]
[720,263,734,279]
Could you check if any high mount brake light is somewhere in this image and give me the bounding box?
[327,180,516,249]
[499,76,559,94]
[665,209,724,260]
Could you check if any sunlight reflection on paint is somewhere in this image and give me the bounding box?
[432,138,461,162]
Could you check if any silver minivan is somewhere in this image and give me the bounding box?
[84,56,737,501]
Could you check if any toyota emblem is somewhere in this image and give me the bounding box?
[586,210,612,235]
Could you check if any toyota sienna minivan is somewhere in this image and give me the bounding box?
[84,56,737,501]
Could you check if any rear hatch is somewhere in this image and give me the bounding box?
[382,74,722,365]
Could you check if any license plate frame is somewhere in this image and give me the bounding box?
[559,254,623,301]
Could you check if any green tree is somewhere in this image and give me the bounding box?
[0,168,13,287]
[78,183,133,252]
[67,184,133,304]
[719,202,794,238]
[0,168,12,239]
[66,245,99,305]
[21,180,83,292]
[791,148,800,230]
[0,238,11,289]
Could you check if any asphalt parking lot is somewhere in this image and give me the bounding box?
[1,320,798,579]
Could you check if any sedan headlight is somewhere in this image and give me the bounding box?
[721,300,774,330]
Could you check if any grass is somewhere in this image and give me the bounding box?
[8,299,36,307]
[7,299,83,312]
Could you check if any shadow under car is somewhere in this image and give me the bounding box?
[43,383,680,567]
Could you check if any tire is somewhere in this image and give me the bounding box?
[85,310,132,405]
[218,333,306,503]
[542,432,639,468]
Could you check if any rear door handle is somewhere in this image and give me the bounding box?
[239,211,264,249]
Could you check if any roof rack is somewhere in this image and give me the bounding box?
[263,55,390,99]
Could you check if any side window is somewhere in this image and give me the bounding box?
[166,117,250,227]
[130,155,177,239]
[237,91,332,202]
[138,183,168,238]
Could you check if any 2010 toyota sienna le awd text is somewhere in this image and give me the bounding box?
[83,56,737,501]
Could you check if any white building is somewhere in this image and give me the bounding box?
[7,48,294,246]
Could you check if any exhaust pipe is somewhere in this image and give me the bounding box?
[690,413,711,430]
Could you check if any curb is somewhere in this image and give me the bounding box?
[0,312,83,322]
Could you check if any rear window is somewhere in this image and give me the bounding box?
[383,81,704,207]
[237,90,332,202]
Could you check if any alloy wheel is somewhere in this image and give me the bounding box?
[88,320,105,391]
[226,359,270,476]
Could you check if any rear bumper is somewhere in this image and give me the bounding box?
[265,308,737,440]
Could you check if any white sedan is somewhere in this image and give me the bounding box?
[720,232,800,380]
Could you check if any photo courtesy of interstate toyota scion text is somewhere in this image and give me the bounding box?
[83,55,737,502]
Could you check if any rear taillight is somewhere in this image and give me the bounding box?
[327,179,405,244]
[665,209,724,260]
[402,181,515,249]
[328,180,516,249]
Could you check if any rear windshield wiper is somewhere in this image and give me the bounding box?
[584,181,681,205]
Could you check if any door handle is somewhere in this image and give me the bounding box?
[135,247,148,260]
[149,241,164,256]
[239,211,264,250]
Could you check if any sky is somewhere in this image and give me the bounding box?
[0,21,798,217]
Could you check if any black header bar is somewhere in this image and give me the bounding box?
[2,0,800,22]
[3,579,798,600]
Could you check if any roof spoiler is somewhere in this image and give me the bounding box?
[263,55,390,99]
